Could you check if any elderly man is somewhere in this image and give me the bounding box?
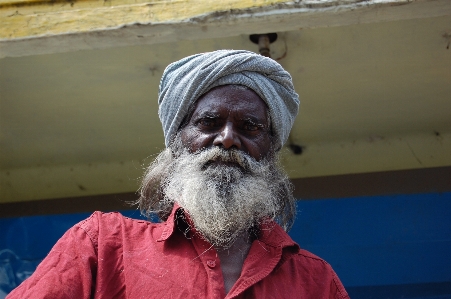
[7,50,349,299]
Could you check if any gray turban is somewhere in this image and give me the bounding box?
[158,50,300,151]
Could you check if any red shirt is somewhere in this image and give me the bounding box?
[7,205,349,299]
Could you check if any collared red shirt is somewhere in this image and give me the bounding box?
[7,205,349,299]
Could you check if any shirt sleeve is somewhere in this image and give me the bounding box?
[329,267,349,299]
[6,215,99,299]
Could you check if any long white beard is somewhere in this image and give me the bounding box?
[163,147,282,249]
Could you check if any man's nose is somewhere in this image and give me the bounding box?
[213,122,241,149]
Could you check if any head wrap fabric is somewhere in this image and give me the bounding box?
[158,50,300,151]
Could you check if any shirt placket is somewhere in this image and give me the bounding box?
[191,235,227,299]
[226,240,283,299]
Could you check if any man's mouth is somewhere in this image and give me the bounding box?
[203,159,243,170]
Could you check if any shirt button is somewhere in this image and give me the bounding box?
[207,260,216,268]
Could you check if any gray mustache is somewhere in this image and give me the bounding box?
[198,148,252,171]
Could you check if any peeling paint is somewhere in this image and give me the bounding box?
[1,0,450,58]
[0,0,436,39]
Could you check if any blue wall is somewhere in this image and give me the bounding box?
[291,193,451,298]
[1,192,450,298]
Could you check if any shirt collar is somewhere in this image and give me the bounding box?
[157,203,181,242]
[157,203,299,250]
[259,219,299,249]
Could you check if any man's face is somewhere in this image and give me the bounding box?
[139,85,295,246]
[180,85,272,161]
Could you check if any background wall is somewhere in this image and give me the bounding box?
[1,191,450,298]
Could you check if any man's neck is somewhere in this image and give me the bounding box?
[216,232,253,294]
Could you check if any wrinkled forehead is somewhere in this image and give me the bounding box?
[180,84,272,129]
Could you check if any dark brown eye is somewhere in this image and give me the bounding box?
[243,120,264,132]
[244,123,259,131]
[199,118,216,127]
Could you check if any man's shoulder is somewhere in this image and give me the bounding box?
[296,248,328,262]
[291,248,333,268]
[267,226,335,271]
[282,248,349,298]
[74,211,164,247]
[77,211,158,230]
[279,245,338,277]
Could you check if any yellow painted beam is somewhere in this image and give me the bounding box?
[2,0,450,58]
[1,0,290,39]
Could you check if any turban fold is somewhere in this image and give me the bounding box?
[158,50,300,151]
